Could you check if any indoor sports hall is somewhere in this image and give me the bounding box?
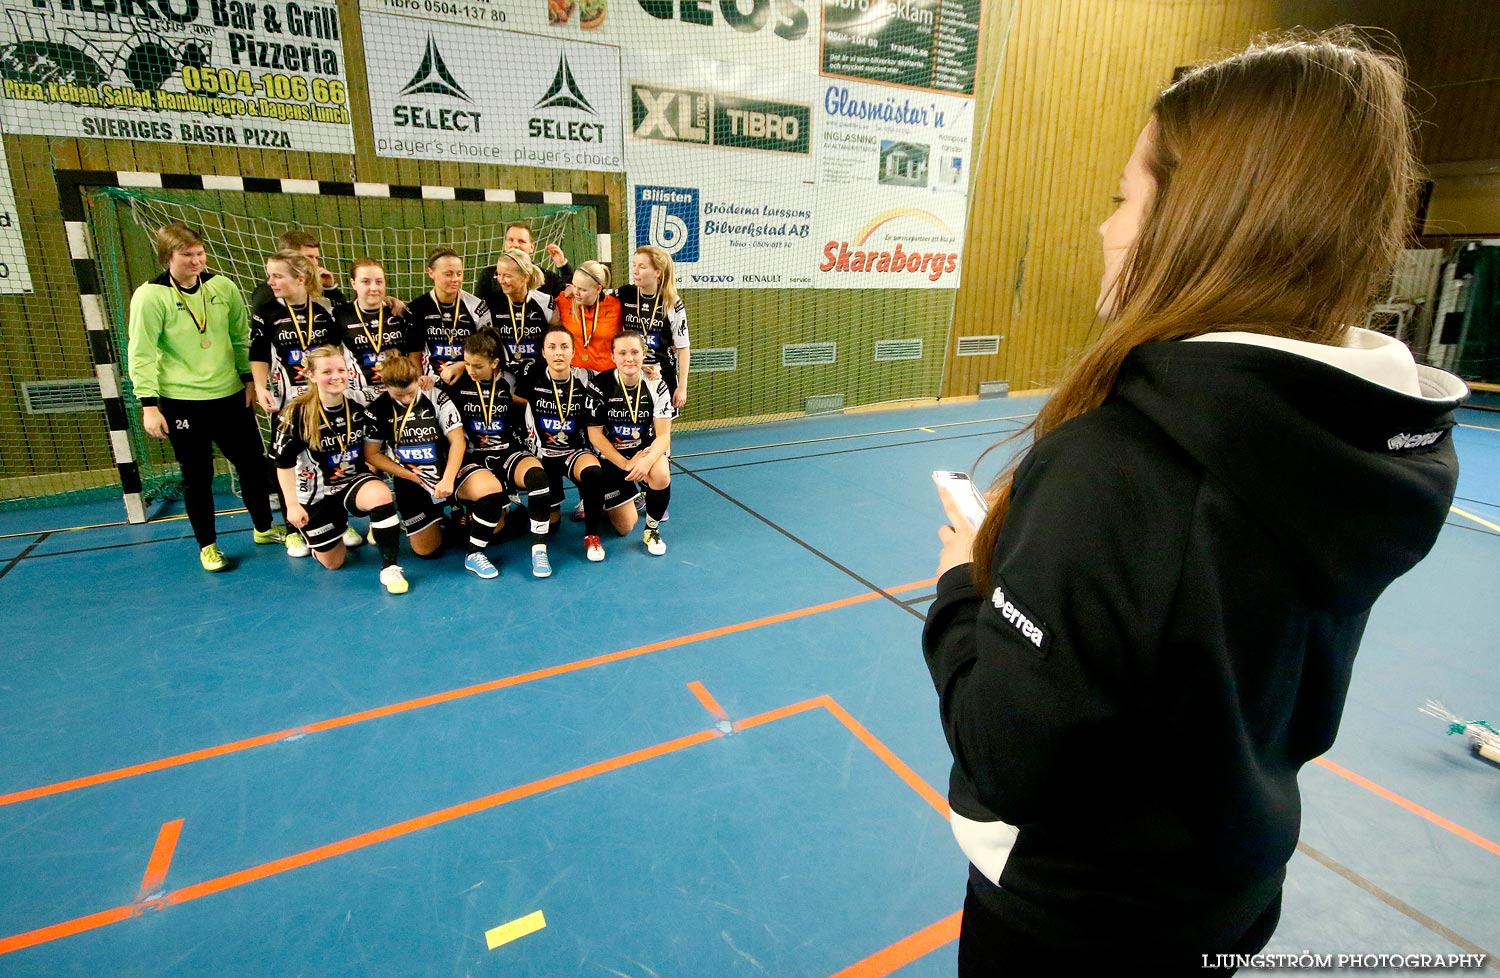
[2,0,1499,975]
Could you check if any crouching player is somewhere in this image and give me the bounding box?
[447,330,558,579]
[587,331,676,555]
[271,345,408,593]
[362,352,509,579]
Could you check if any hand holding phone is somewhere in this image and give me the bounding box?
[932,470,989,530]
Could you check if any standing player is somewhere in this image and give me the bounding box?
[617,245,691,408]
[587,332,675,555]
[488,249,555,368]
[249,229,407,317]
[336,258,422,398]
[449,329,557,578]
[476,221,573,304]
[362,353,509,579]
[553,260,621,375]
[251,249,349,557]
[406,248,492,383]
[126,222,283,571]
[512,325,607,562]
[270,346,407,593]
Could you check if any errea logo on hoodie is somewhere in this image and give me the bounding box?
[1386,430,1445,452]
[990,584,1048,652]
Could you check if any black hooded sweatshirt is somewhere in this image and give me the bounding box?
[922,334,1465,960]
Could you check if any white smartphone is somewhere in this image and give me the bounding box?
[932,470,989,530]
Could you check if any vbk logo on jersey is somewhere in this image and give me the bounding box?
[432,343,462,361]
[614,424,644,441]
[540,416,575,434]
[635,185,700,262]
[397,443,439,464]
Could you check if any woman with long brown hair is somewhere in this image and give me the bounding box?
[924,31,1466,971]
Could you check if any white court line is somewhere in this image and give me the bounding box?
[672,413,1036,460]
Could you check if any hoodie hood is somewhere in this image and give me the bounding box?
[1114,329,1466,614]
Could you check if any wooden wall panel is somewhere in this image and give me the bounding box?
[944,0,1500,398]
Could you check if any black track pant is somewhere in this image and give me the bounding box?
[159,391,274,547]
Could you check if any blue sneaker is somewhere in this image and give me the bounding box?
[464,552,499,579]
[530,544,552,578]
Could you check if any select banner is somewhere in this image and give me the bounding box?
[626,54,817,185]
[630,177,816,288]
[362,8,623,171]
[820,0,981,96]
[0,136,32,293]
[0,0,354,152]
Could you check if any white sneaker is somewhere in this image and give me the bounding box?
[643,525,666,556]
[379,564,409,594]
[343,525,365,547]
[285,532,310,558]
[585,534,605,562]
[366,528,378,547]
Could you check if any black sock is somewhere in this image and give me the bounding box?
[524,466,552,546]
[577,465,603,536]
[368,502,401,567]
[645,484,670,526]
[468,493,503,555]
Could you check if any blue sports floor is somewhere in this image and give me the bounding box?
[0,397,1497,977]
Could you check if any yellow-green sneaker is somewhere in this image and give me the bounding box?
[252,526,287,544]
[199,543,228,572]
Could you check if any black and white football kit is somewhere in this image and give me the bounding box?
[587,369,677,508]
[441,372,537,488]
[336,302,421,395]
[269,392,378,551]
[406,290,492,378]
[514,360,599,510]
[364,388,481,536]
[487,289,555,368]
[251,297,343,410]
[615,285,689,393]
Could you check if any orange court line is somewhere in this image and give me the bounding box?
[0,577,938,811]
[1312,756,1500,857]
[136,819,184,900]
[0,694,921,958]
[823,699,950,818]
[686,681,731,724]
[827,910,963,978]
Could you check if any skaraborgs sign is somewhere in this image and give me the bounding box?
[626,54,816,184]
[630,177,815,288]
[0,0,353,152]
[811,78,972,287]
[539,0,819,73]
[362,8,623,171]
[0,134,32,293]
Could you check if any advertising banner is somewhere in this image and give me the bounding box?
[625,54,817,184]
[813,79,972,288]
[537,0,820,73]
[0,135,31,293]
[0,0,354,152]
[362,8,623,171]
[820,0,981,96]
[630,176,815,288]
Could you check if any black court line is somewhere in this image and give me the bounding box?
[1454,494,1500,510]
[0,533,51,581]
[671,461,925,623]
[1295,842,1499,968]
[900,592,937,607]
[688,426,1025,475]
[1445,520,1500,538]
[3,528,253,564]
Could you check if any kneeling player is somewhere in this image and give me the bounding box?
[587,332,675,555]
[448,329,557,578]
[513,325,607,563]
[362,352,508,579]
[271,345,407,593]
